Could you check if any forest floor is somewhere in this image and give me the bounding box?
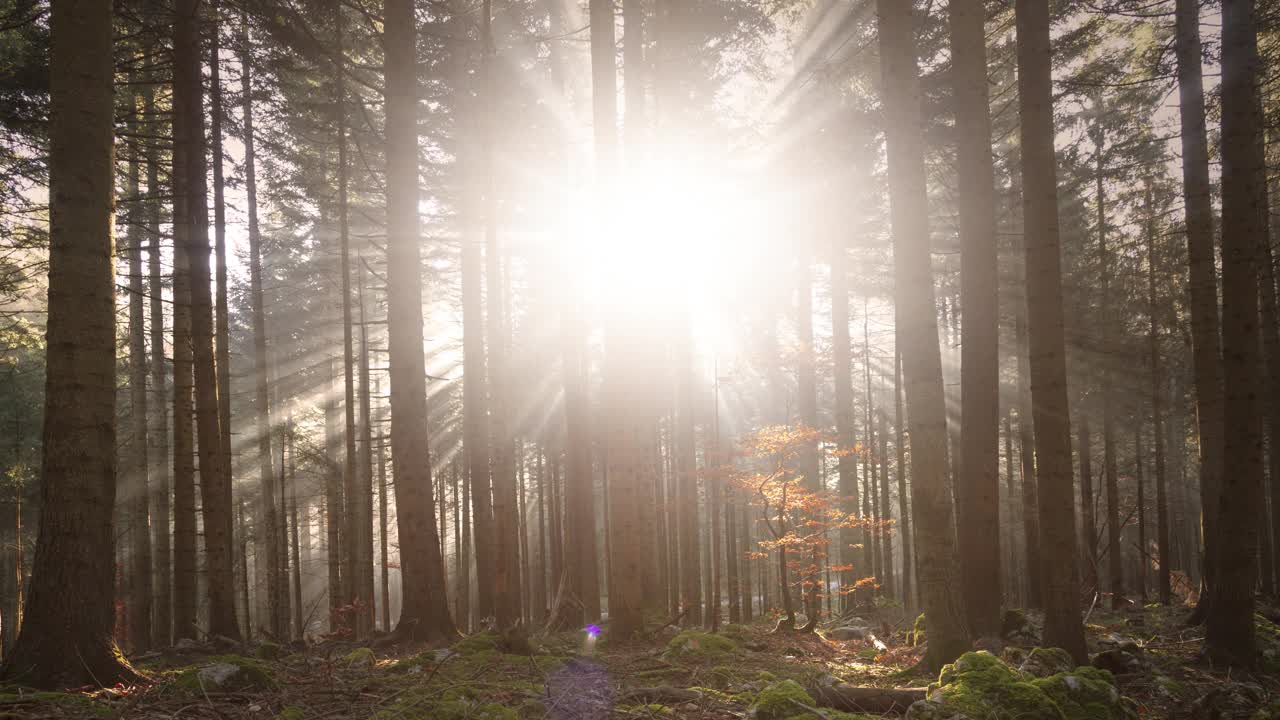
[4,602,1280,719]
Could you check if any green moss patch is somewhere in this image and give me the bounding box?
[0,690,110,718]
[275,706,306,720]
[749,679,814,720]
[915,651,1136,720]
[172,655,276,693]
[664,631,738,662]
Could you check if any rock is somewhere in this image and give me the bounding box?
[1019,647,1075,678]
[174,638,205,652]
[255,642,283,660]
[911,613,927,647]
[1001,609,1029,638]
[749,679,814,720]
[904,651,1137,720]
[199,663,240,688]
[827,626,871,641]
[665,630,739,662]
[1091,647,1144,676]
[175,656,277,693]
[744,640,768,652]
[343,647,376,668]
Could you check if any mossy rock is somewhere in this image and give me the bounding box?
[911,613,927,646]
[275,707,306,720]
[1002,609,1029,637]
[664,630,738,662]
[173,655,276,693]
[1030,667,1137,720]
[749,679,814,720]
[344,647,376,668]
[255,642,283,660]
[909,651,1136,720]
[0,690,111,718]
[453,631,502,656]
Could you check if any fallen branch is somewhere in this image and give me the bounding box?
[617,687,701,705]
[810,683,927,714]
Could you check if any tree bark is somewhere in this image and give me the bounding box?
[1174,0,1224,622]
[175,0,239,641]
[125,81,153,654]
[240,14,281,642]
[949,0,1001,639]
[145,76,171,648]
[1013,0,1087,663]
[383,0,457,643]
[1206,0,1266,669]
[875,0,969,669]
[0,0,139,687]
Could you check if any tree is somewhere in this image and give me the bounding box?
[1013,0,1087,663]
[875,0,969,670]
[240,13,282,641]
[0,0,139,688]
[175,0,239,641]
[1206,0,1267,669]
[1174,0,1223,626]
[383,0,457,643]
[950,0,1001,639]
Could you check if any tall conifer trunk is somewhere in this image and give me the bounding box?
[875,0,969,669]
[1013,0,1087,662]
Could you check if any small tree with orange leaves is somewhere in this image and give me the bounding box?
[733,424,875,632]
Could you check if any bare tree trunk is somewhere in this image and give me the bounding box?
[384,0,457,643]
[1013,0,1087,662]
[1207,0,1266,669]
[145,74,172,647]
[894,350,913,612]
[0,0,138,686]
[209,0,232,506]
[1175,0,1224,624]
[175,0,239,641]
[240,14,280,642]
[1146,178,1172,605]
[125,81,153,654]
[875,0,969,669]
[950,0,1001,639]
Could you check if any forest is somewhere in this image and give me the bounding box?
[1,0,1279,716]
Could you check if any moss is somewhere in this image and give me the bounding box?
[664,630,738,662]
[275,706,306,720]
[930,651,1063,720]
[749,679,815,720]
[856,648,879,661]
[344,647,376,668]
[453,631,502,655]
[1030,667,1136,720]
[757,671,777,683]
[255,642,283,660]
[784,713,874,720]
[0,690,110,718]
[912,612,927,646]
[173,655,277,693]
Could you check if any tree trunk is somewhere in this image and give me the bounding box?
[240,15,281,643]
[125,82,153,654]
[175,0,239,641]
[356,262,376,633]
[1174,0,1224,623]
[892,350,913,611]
[145,75,172,648]
[383,0,457,643]
[832,237,858,613]
[949,0,1001,639]
[334,3,367,640]
[1013,0,1087,663]
[209,0,232,511]
[875,0,969,669]
[0,0,138,687]
[170,10,199,642]
[1207,0,1267,669]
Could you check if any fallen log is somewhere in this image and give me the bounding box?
[810,683,928,714]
